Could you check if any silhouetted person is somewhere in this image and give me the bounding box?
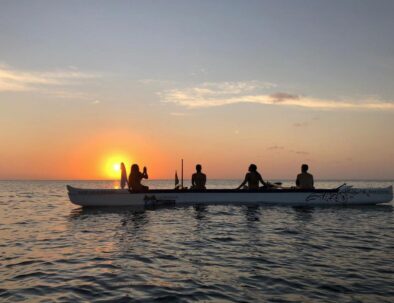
[237,164,267,190]
[191,164,206,190]
[129,164,149,192]
[296,164,314,189]
[120,162,128,189]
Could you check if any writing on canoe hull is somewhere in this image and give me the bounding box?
[144,195,177,207]
[305,188,376,203]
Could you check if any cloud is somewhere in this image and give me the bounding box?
[160,81,394,110]
[139,78,174,86]
[189,67,208,77]
[267,145,285,150]
[270,92,299,103]
[170,112,190,116]
[39,89,94,100]
[0,65,100,94]
[291,150,310,155]
[267,146,310,156]
[293,122,308,127]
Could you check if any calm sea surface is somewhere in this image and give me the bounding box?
[0,180,393,302]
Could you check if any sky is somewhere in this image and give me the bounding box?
[0,0,393,180]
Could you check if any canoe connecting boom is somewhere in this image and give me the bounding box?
[67,185,393,208]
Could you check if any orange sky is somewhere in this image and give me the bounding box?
[1,101,393,180]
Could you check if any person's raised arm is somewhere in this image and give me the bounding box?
[143,167,148,179]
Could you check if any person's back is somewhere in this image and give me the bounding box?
[129,164,149,192]
[237,164,267,190]
[296,164,314,189]
[129,171,142,190]
[192,164,206,190]
[245,171,262,190]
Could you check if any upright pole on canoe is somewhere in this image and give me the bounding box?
[181,159,184,189]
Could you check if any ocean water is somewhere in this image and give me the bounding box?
[0,180,393,302]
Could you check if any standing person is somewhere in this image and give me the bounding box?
[120,162,128,189]
[191,164,207,190]
[129,164,149,192]
[236,164,268,190]
[296,164,314,189]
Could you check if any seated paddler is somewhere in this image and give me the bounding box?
[191,164,206,190]
[128,164,149,192]
[236,164,268,190]
[296,164,314,190]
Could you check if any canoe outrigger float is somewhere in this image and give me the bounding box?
[67,185,393,208]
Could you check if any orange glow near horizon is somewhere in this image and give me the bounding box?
[0,123,393,180]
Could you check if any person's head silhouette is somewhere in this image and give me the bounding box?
[248,164,257,172]
[131,164,139,174]
[196,164,202,173]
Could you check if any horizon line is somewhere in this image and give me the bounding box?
[0,178,393,182]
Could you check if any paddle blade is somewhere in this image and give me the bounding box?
[175,171,179,187]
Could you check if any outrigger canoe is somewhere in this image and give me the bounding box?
[67,185,393,208]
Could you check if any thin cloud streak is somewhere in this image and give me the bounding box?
[292,150,310,155]
[267,146,285,150]
[161,82,394,110]
[139,78,175,86]
[0,65,100,93]
[170,112,191,116]
[293,122,309,127]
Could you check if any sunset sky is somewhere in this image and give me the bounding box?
[1,0,393,180]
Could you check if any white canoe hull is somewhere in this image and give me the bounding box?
[67,185,393,208]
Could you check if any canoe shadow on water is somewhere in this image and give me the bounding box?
[68,206,147,220]
[68,202,393,221]
[68,204,191,222]
[67,205,211,235]
[68,207,151,234]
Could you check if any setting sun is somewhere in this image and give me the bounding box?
[101,154,131,180]
[113,163,120,172]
